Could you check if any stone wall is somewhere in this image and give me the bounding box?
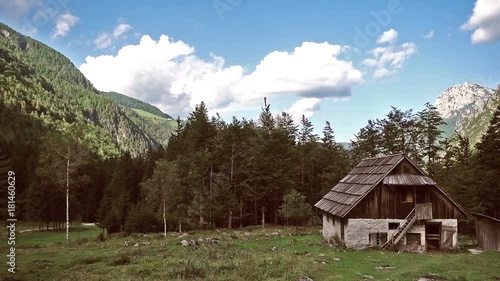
[321,213,342,241]
[343,218,458,251]
[344,219,404,249]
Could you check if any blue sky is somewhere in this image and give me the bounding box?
[1,0,499,142]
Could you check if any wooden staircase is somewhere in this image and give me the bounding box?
[381,208,417,250]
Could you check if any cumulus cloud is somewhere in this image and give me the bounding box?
[461,0,500,44]
[94,20,133,49]
[80,35,363,118]
[364,30,417,79]
[51,12,79,39]
[285,98,322,122]
[423,29,435,39]
[377,29,398,44]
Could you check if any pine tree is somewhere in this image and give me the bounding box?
[417,102,446,175]
[475,104,500,217]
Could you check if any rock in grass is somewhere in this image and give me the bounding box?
[297,277,314,281]
[181,240,189,247]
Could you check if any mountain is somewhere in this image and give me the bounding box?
[0,22,176,157]
[435,82,499,145]
[101,91,173,120]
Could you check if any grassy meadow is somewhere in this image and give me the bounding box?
[1,225,499,281]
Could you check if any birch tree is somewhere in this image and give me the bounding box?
[142,159,181,236]
[37,123,91,242]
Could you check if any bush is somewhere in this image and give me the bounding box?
[124,205,161,234]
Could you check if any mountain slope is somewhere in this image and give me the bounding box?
[435,82,499,145]
[101,91,173,120]
[0,22,175,157]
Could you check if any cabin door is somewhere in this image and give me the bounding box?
[441,226,456,250]
[425,222,441,250]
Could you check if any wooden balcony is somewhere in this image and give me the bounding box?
[416,203,433,220]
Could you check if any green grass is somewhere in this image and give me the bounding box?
[15,225,102,248]
[1,226,499,281]
[132,108,169,121]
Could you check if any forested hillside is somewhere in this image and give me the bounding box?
[0,22,176,157]
[101,91,173,120]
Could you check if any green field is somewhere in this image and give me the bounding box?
[132,108,169,121]
[1,226,499,280]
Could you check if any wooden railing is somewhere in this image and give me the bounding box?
[381,208,416,250]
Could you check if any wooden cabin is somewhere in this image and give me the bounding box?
[315,154,471,252]
[472,213,500,251]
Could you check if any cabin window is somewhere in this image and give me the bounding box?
[369,232,387,246]
[326,214,335,225]
[388,222,400,230]
[402,190,414,203]
[406,233,421,245]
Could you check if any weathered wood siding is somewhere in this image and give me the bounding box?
[428,188,463,219]
[347,183,413,219]
[347,160,464,220]
[476,216,500,251]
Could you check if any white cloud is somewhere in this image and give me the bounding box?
[94,20,133,50]
[285,98,322,122]
[461,0,500,44]
[423,29,435,39]
[51,12,79,39]
[363,42,417,79]
[113,23,132,38]
[80,35,363,117]
[377,29,398,44]
[94,33,113,49]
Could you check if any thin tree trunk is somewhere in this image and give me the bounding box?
[66,149,70,242]
[261,206,265,228]
[209,164,213,228]
[229,210,232,229]
[239,199,243,229]
[163,200,167,238]
[178,219,182,233]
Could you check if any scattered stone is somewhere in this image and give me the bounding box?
[271,232,279,236]
[189,240,197,246]
[198,238,204,243]
[297,277,313,281]
[362,275,374,280]
[333,258,341,261]
[318,253,325,257]
[124,241,130,247]
[376,265,396,270]
[142,241,151,245]
[133,243,139,247]
[181,240,189,247]
[468,248,484,255]
[417,278,434,281]
[272,246,277,251]
[178,233,188,238]
[320,261,326,265]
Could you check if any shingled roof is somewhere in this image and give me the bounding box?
[315,154,405,218]
[314,154,471,218]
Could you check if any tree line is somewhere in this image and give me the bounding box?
[2,95,499,238]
